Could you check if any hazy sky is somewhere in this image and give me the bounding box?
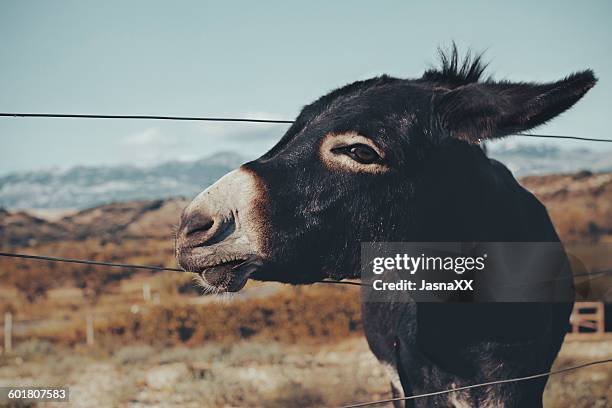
[1,1,610,174]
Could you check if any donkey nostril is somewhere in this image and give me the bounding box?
[184,216,214,237]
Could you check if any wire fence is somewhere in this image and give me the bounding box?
[0,112,294,124]
[0,252,362,286]
[338,358,612,407]
[1,251,611,286]
[1,109,611,406]
[0,265,610,408]
[0,250,610,407]
[1,296,609,407]
[1,112,612,143]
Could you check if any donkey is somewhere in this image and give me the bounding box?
[175,47,596,407]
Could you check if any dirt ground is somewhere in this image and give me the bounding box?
[0,337,609,408]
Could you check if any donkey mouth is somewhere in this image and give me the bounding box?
[176,241,264,292]
[199,259,251,292]
[179,255,263,293]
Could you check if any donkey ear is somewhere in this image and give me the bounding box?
[432,70,597,143]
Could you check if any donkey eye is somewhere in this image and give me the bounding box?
[333,144,381,164]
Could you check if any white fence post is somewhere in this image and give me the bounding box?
[143,283,151,301]
[3,312,12,354]
[86,314,94,347]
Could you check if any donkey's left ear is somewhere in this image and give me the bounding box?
[432,70,597,143]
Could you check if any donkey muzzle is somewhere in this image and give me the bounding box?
[175,167,267,291]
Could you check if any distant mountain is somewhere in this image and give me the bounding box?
[0,152,244,210]
[0,145,611,210]
[487,142,612,177]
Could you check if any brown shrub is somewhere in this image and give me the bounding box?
[97,286,362,346]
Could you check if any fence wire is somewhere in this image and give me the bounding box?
[1,112,611,143]
[0,252,362,286]
[338,358,612,407]
[1,252,610,284]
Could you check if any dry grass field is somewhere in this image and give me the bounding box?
[0,337,609,407]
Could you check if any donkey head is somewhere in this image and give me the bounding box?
[176,47,596,292]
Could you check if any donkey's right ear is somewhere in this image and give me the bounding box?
[432,70,597,143]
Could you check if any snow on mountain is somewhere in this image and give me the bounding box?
[487,142,612,177]
[1,145,610,210]
[0,152,244,209]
